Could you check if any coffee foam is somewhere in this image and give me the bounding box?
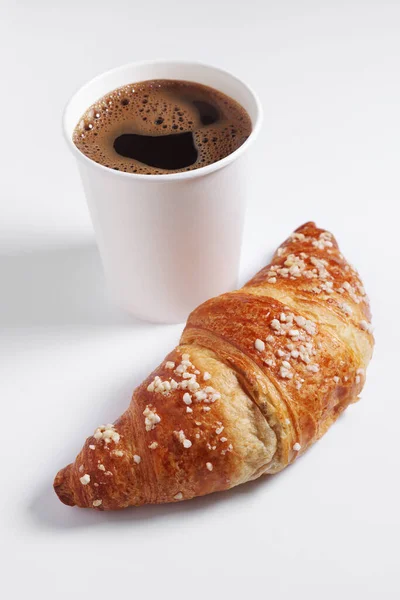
[73,79,252,174]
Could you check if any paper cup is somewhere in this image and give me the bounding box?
[63,60,262,323]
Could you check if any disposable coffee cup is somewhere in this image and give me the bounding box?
[63,60,262,323]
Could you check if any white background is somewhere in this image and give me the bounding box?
[1,1,399,598]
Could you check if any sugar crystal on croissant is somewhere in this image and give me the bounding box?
[54,222,374,510]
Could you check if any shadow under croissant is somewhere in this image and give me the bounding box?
[29,408,348,531]
[28,467,293,531]
[29,407,348,531]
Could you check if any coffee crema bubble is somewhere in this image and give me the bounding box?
[73,79,252,174]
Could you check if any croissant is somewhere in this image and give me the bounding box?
[54,222,374,510]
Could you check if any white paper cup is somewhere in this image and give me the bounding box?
[63,60,262,323]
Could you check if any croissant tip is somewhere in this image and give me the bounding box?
[54,465,76,507]
[295,221,317,232]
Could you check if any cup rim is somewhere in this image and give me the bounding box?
[63,60,263,182]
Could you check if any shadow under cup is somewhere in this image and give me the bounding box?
[63,61,262,324]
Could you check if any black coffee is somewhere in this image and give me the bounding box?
[73,79,252,174]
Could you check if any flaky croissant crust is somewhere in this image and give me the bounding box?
[54,222,374,510]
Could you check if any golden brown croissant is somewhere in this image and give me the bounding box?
[54,222,374,510]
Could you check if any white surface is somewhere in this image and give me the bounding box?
[1,1,399,599]
[66,60,261,322]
